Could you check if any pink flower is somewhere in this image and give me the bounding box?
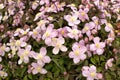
[31,62,47,74]
[82,22,95,37]
[0,71,8,77]
[82,65,102,80]
[51,37,67,54]
[90,37,105,55]
[64,14,80,26]
[42,24,58,46]
[78,8,89,22]
[92,16,101,30]
[0,44,10,56]
[54,2,65,11]
[29,27,41,40]
[67,27,81,41]
[58,27,68,37]
[69,41,87,64]
[17,45,33,64]
[105,23,113,32]
[105,58,114,69]
[33,47,51,64]
[32,1,39,10]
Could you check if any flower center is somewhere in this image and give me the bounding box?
[33,30,38,35]
[95,43,100,48]
[90,72,96,77]
[75,50,79,55]
[45,31,50,37]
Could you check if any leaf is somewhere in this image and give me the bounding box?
[23,75,28,80]
[90,57,96,64]
[64,74,69,80]
[28,74,32,80]
[58,19,63,27]
[47,72,53,79]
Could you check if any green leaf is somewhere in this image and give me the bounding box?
[47,72,53,79]
[27,74,32,80]
[58,19,63,27]
[23,75,28,80]
[90,57,96,64]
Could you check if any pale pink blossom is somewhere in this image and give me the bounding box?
[64,14,80,26]
[42,24,58,46]
[78,8,89,22]
[54,2,65,11]
[29,27,41,40]
[90,37,105,55]
[69,41,87,64]
[51,37,67,54]
[0,44,10,56]
[82,22,95,37]
[105,58,114,69]
[17,45,33,64]
[82,65,102,80]
[58,27,68,37]
[67,27,81,41]
[105,23,113,32]
[31,62,47,74]
[33,47,51,64]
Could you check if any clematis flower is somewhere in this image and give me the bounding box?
[64,14,80,26]
[58,27,68,37]
[32,1,39,10]
[51,37,67,54]
[105,23,113,32]
[69,41,87,64]
[92,16,101,30]
[105,58,114,69]
[31,62,47,74]
[0,44,10,56]
[33,47,51,64]
[0,4,4,10]
[90,37,105,55]
[15,39,27,48]
[67,27,81,41]
[82,22,95,37]
[37,20,49,31]
[29,27,41,40]
[82,65,102,80]
[17,45,33,64]
[42,24,58,46]
[54,2,65,11]
[78,8,89,22]
[0,71,8,77]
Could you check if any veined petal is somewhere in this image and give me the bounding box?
[52,47,59,54]
[60,45,67,52]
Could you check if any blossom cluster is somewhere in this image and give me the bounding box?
[0,0,119,79]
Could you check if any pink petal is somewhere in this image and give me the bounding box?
[45,38,51,45]
[40,69,47,74]
[73,57,80,64]
[94,37,100,43]
[32,69,38,74]
[26,45,31,51]
[69,52,74,58]
[82,71,90,77]
[60,45,67,52]
[80,53,86,60]
[40,47,47,56]
[21,42,27,47]
[89,65,96,73]
[52,47,59,54]
[90,44,96,51]
[43,56,51,63]
[58,37,65,44]
[96,49,104,55]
